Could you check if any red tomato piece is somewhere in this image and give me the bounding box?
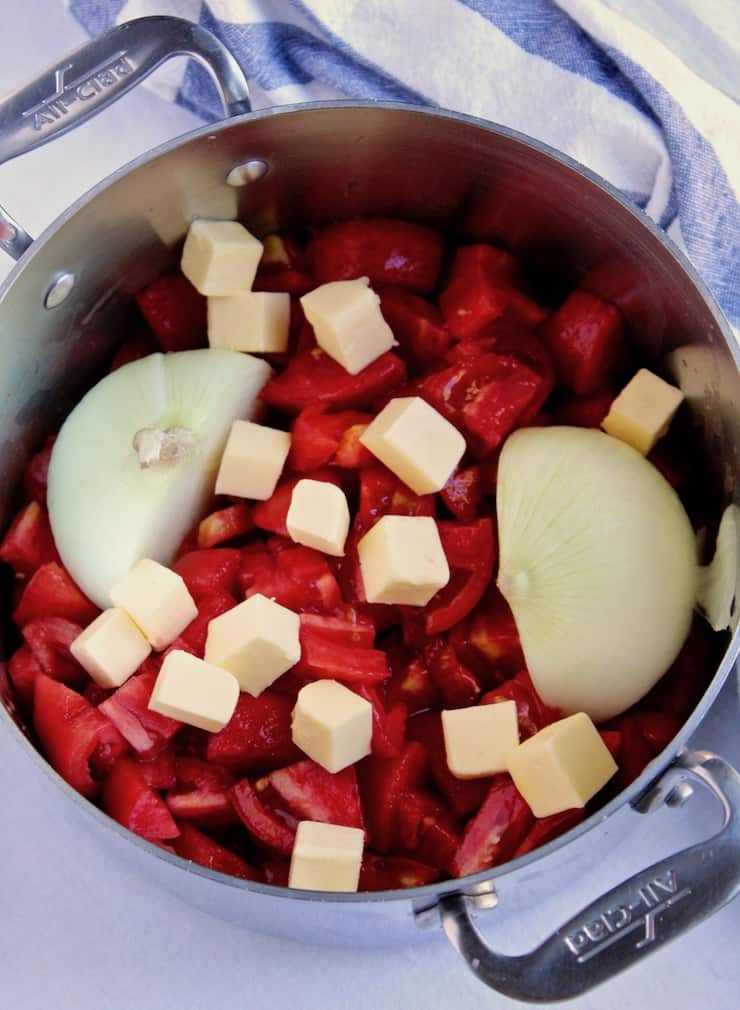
[612,714,655,789]
[424,519,495,635]
[333,423,375,469]
[377,287,452,373]
[440,271,546,341]
[599,729,623,761]
[357,741,428,852]
[294,627,390,684]
[387,655,440,716]
[450,589,525,683]
[481,669,560,739]
[267,759,364,829]
[7,643,45,708]
[354,683,407,758]
[288,405,371,472]
[359,854,441,890]
[179,591,236,656]
[254,235,313,295]
[197,503,254,549]
[102,757,180,840]
[13,562,99,627]
[252,468,343,536]
[135,747,177,790]
[449,244,520,287]
[165,757,238,826]
[512,808,584,858]
[23,438,55,505]
[643,619,711,720]
[230,778,296,856]
[451,776,533,877]
[263,860,290,886]
[172,823,261,880]
[262,348,407,413]
[407,711,491,817]
[440,467,482,522]
[425,638,481,708]
[539,290,625,395]
[34,676,126,798]
[631,711,681,757]
[136,274,207,352]
[397,790,460,873]
[355,465,435,534]
[240,540,342,613]
[309,218,443,293]
[207,692,301,773]
[299,611,375,648]
[99,671,182,756]
[0,500,60,577]
[108,329,159,372]
[22,616,86,689]
[173,548,240,599]
[553,388,616,428]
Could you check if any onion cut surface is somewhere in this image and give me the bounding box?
[496,426,698,722]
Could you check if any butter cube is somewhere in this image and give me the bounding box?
[71,608,151,689]
[292,680,372,773]
[149,650,239,732]
[181,219,263,296]
[110,559,197,651]
[442,700,520,779]
[286,479,350,557]
[288,821,364,892]
[300,278,396,375]
[506,712,618,817]
[204,593,301,696]
[360,397,466,495]
[602,368,684,455]
[358,515,449,606]
[208,291,291,353]
[215,420,291,501]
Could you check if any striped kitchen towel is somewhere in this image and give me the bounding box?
[68,0,739,329]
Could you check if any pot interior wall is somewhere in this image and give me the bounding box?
[0,103,737,701]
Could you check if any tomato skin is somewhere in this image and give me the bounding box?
[377,286,452,373]
[172,823,262,880]
[13,562,99,627]
[424,519,495,634]
[102,757,180,841]
[230,778,296,856]
[539,290,625,395]
[0,501,60,577]
[451,776,533,877]
[136,274,207,352]
[173,549,241,599]
[357,741,428,853]
[267,759,364,829]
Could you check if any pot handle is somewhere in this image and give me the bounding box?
[438,749,740,1003]
[0,15,251,260]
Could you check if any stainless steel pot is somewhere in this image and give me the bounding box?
[0,17,737,1003]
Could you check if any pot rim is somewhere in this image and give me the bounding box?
[1,99,738,906]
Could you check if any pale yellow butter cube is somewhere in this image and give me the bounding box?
[357,515,449,606]
[442,700,520,779]
[110,559,197,651]
[148,650,239,732]
[215,420,291,501]
[204,593,301,696]
[300,278,396,375]
[292,680,372,773]
[360,397,466,495]
[506,712,617,817]
[208,291,291,353]
[601,368,684,455]
[71,607,151,689]
[286,479,350,557]
[288,820,364,892]
[181,219,263,296]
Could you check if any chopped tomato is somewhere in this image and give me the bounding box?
[554,388,616,428]
[252,468,344,537]
[512,808,583,858]
[424,519,495,634]
[440,466,482,521]
[102,757,180,840]
[136,273,207,352]
[299,610,375,649]
[407,711,490,817]
[99,671,182,756]
[357,741,427,852]
[451,776,533,876]
[230,778,296,856]
[0,500,60,577]
[294,627,389,684]
[539,290,624,395]
[425,637,480,708]
[354,683,407,758]
[387,655,440,715]
[22,616,86,689]
[172,823,261,880]
[440,268,546,340]
[197,503,254,549]
[23,438,55,505]
[239,540,342,613]
[397,790,460,873]
[377,287,452,372]
[207,693,301,773]
[267,760,364,829]
[13,562,99,627]
[173,548,240,599]
[450,589,525,682]
[288,406,370,472]
[359,854,440,890]
[179,591,236,656]
[481,670,560,739]
[135,748,177,790]
[109,329,159,371]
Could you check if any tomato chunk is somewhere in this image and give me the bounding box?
[99,671,182,756]
[299,610,375,649]
[357,741,427,852]
[197,503,253,549]
[450,589,525,683]
[425,637,480,708]
[267,759,364,829]
[451,776,533,876]
[22,616,86,689]
[440,466,482,522]
[378,287,452,372]
[262,348,406,413]
[172,823,261,880]
[309,218,443,293]
[407,711,490,816]
[34,676,126,799]
[424,519,495,634]
[173,548,240,599]
[387,655,440,715]
[240,540,341,613]
[166,757,238,826]
[359,854,440,890]
[109,329,159,372]
[397,790,460,873]
[102,757,180,840]
[294,626,389,684]
[23,439,55,504]
[135,747,177,790]
[136,273,207,352]
[13,562,99,627]
[7,644,45,708]
[354,683,407,758]
[0,501,60,577]
[230,778,296,856]
[288,406,370,472]
[539,290,624,395]
[207,692,301,773]
[554,388,616,428]
[252,469,343,537]
[179,591,236,656]
[512,808,583,858]
[481,670,560,739]
[440,267,546,340]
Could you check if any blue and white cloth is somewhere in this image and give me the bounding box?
[68,0,739,329]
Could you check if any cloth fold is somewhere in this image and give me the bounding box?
[68,0,739,327]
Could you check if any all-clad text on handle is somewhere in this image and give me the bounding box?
[438,750,740,1003]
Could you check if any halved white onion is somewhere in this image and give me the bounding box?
[496,426,698,722]
[697,504,739,632]
[48,350,271,608]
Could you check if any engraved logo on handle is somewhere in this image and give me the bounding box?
[563,871,692,963]
[21,51,134,131]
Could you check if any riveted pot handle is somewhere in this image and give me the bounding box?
[439,750,740,1003]
[0,15,251,260]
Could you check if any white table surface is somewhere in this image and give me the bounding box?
[1,4,738,1009]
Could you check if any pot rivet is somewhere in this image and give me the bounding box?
[226,159,269,186]
[44,272,75,309]
[666,781,694,808]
